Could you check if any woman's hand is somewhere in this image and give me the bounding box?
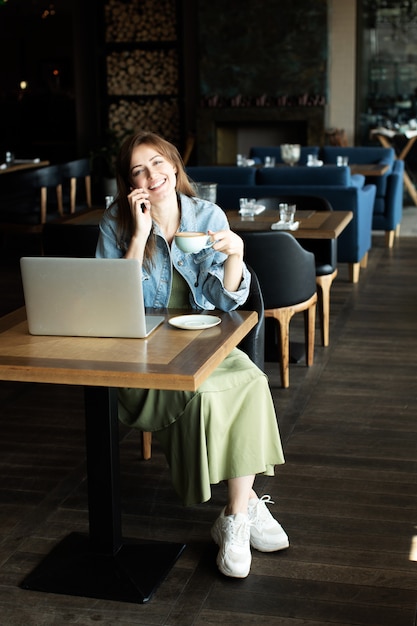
[208,229,244,258]
[125,188,153,260]
[128,188,152,236]
[208,229,244,293]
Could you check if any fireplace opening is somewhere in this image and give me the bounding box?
[197,107,325,165]
[216,121,308,164]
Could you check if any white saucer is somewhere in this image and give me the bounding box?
[239,204,266,217]
[271,221,300,231]
[168,314,221,330]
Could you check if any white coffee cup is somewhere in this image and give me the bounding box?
[174,232,213,253]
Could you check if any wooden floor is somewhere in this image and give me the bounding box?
[0,233,416,625]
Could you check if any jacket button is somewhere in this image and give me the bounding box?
[178,260,184,266]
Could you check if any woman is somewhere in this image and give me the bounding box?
[96,130,289,578]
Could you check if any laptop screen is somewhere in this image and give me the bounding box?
[20,257,165,338]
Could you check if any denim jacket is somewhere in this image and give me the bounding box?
[96,193,250,311]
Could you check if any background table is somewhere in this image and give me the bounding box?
[0,160,49,175]
[349,163,390,177]
[226,209,353,239]
[0,307,257,603]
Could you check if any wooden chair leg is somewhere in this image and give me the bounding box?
[385,230,395,248]
[360,252,368,269]
[57,183,63,215]
[266,309,293,389]
[304,297,317,366]
[141,431,152,460]
[349,262,360,283]
[316,269,337,347]
[85,175,92,208]
[70,178,77,213]
[40,187,47,224]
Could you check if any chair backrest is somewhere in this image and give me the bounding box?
[321,146,394,166]
[186,166,257,186]
[237,265,265,371]
[240,231,316,309]
[20,164,63,190]
[257,195,333,212]
[60,158,92,213]
[18,165,63,223]
[60,158,91,179]
[256,165,352,186]
[255,195,337,272]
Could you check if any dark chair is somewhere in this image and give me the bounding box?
[0,165,64,237]
[237,265,265,372]
[257,195,338,347]
[240,231,317,388]
[142,264,266,460]
[60,158,92,214]
[321,146,404,247]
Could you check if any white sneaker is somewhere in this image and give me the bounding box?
[248,495,289,552]
[211,508,251,578]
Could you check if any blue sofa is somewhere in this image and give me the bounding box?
[186,164,376,283]
[321,146,404,247]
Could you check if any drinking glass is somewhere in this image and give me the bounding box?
[280,144,301,166]
[279,203,296,224]
[337,155,349,166]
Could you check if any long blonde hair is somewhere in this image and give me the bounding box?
[114,130,195,263]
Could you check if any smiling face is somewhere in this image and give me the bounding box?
[130,144,177,204]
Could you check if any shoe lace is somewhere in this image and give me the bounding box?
[226,516,250,547]
[250,494,275,526]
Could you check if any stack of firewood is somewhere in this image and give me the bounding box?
[107,49,179,96]
[104,0,180,145]
[105,0,177,42]
[109,98,180,144]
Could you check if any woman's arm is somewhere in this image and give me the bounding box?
[208,229,244,292]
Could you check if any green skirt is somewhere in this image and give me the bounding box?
[118,348,284,506]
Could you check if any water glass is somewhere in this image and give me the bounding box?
[240,197,256,209]
[279,203,296,224]
[194,182,217,203]
[239,197,257,216]
[264,156,276,167]
[337,155,349,166]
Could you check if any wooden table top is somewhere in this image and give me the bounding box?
[0,307,257,391]
[349,163,390,177]
[0,160,50,175]
[226,209,353,239]
[56,207,352,240]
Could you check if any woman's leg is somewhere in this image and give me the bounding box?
[225,475,256,515]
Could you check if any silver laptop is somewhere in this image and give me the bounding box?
[20,257,165,338]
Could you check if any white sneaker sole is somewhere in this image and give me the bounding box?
[250,535,290,552]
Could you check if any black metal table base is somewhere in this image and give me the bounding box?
[20,387,186,604]
[21,532,186,604]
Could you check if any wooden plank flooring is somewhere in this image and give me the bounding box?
[0,234,416,625]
